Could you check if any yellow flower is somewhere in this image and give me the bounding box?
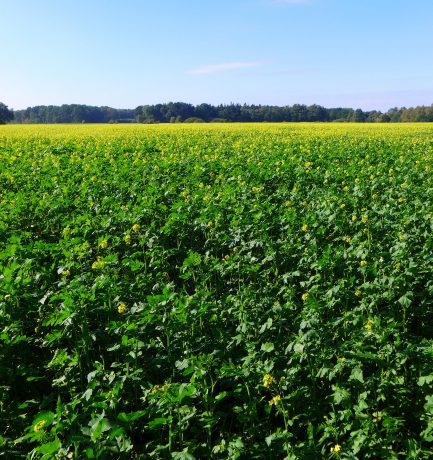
[132,224,140,232]
[124,234,131,244]
[151,384,160,395]
[92,258,106,269]
[360,260,367,267]
[301,224,308,232]
[351,215,357,222]
[263,374,276,388]
[151,382,171,394]
[34,420,46,432]
[364,319,374,333]
[61,269,70,277]
[302,292,309,302]
[361,215,368,223]
[330,444,341,453]
[99,239,108,249]
[355,289,362,297]
[338,357,346,363]
[117,303,128,314]
[269,395,281,406]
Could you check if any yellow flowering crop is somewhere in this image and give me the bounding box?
[151,382,171,394]
[269,395,281,406]
[330,444,341,453]
[263,374,276,388]
[92,258,106,269]
[364,319,374,333]
[34,420,47,432]
[117,303,128,314]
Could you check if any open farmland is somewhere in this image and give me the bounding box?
[1,123,433,458]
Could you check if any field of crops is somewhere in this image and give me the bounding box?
[1,123,433,459]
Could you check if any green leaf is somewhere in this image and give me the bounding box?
[261,342,275,353]
[349,367,364,383]
[85,448,95,459]
[418,375,433,386]
[148,417,168,429]
[333,386,350,404]
[117,411,147,423]
[36,438,61,457]
[182,251,201,268]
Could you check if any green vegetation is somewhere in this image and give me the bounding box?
[9,101,433,124]
[0,102,14,124]
[1,123,433,458]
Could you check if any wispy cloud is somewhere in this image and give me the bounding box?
[188,61,263,75]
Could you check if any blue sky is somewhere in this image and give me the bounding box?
[1,0,433,111]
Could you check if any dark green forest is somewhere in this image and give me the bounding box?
[8,102,433,124]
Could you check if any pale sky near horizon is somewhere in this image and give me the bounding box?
[1,0,433,111]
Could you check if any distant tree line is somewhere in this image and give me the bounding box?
[12,104,135,124]
[7,102,433,124]
[0,102,14,124]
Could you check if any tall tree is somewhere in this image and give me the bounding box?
[0,103,14,124]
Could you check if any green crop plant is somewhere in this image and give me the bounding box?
[0,123,433,458]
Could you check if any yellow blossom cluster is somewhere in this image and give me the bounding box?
[92,258,106,269]
[117,303,128,314]
[330,444,341,453]
[34,420,47,432]
[364,319,374,333]
[151,382,171,394]
[263,374,276,388]
[268,395,281,406]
